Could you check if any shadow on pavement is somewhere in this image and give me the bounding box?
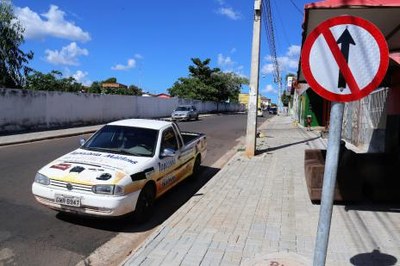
[56,165,220,232]
[344,203,400,213]
[256,136,321,155]
[350,249,397,266]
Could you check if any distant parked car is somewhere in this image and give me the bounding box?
[269,107,278,115]
[171,105,199,121]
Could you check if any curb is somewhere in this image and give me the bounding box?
[0,129,99,147]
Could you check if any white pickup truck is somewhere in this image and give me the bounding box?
[32,119,207,222]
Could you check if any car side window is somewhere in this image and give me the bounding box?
[161,127,178,152]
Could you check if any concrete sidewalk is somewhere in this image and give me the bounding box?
[121,115,400,266]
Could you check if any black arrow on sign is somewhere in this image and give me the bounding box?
[337,27,356,90]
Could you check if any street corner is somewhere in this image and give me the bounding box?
[241,252,311,266]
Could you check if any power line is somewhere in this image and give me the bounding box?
[261,0,281,85]
[288,0,303,15]
[272,0,290,48]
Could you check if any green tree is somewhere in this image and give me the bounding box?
[281,93,291,107]
[88,81,102,94]
[188,58,220,83]
[169,77,218,101]
[25,70,84,92]
[211,72,248,103]
[103,77,117,83]
[0,0,33,88]
[88,78,143,96]
[128,84,143,96]
[168,58,247,102]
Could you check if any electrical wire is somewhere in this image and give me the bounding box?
[272,0,290,48]
[261,0,281,86]
[288,0,303,15]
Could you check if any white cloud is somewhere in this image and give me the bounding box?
[277,56,299,69]
[216,7,241,20]
[262,84,278,94]
[45,42,88,65]
[134,54,143,59]
[72,70,88,83]
[261,45,300,76]
[217,53,245,76]
[62,68,91,86]
[287,45,301,57]
[218,54,234,69]
[15,5,90,42]
[111,58,136,71]
[261,63,275,75]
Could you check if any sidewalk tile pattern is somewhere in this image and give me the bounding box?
[123,116,400,266]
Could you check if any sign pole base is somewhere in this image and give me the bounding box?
[313,101,345,266]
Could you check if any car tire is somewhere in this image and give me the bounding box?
[189,155,201,181]
[134,184,155,224]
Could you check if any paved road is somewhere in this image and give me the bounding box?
[0,113,270,266]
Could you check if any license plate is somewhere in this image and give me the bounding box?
[55,195,81,207]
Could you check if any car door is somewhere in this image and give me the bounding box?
[156,127,186,194]
[190,106,197,119]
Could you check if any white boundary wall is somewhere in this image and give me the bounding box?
[0,88,242,133]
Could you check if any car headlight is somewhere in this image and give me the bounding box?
[34,173,50,185]
[92,185,124,196]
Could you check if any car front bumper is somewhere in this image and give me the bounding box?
[171,115,189,121]
[32,182,141,217]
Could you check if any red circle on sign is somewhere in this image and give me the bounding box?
[301,15,389,102]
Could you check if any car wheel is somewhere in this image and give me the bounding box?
[134,184,155,224]
[189,155,201,181]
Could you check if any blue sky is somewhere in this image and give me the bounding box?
[12,0,312,104]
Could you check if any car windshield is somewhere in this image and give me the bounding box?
[82,125,158,157]
[175,106,190,111]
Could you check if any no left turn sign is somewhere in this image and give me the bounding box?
[301,15,389,102]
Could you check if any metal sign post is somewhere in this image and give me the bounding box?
[300,15,389,266]
[313,101,344,265]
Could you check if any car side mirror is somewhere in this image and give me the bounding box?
[161,148,175,157]
[79,138,86,146]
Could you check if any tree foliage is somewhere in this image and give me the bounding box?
[102,77,117,83]
[25,70,84,92]
[169,77,218,101]
[25,72,143,96]
[87,81,102,94]
[281,93,291,107]
[128,84,143,96]
[168,58,248,102]
[87,78,143,95]
[0,0,33,88]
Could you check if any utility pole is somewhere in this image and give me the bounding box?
[245,0,262,157]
